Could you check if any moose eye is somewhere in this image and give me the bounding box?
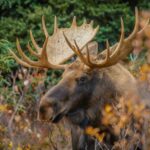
[77,76,88,85]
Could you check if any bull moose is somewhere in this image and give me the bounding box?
[9,8,148,150]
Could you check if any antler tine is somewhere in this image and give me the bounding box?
[63,26,103,68]
[29,30,42,53]
[63,33,87,64]
[16,38,42,66]
[85,44,91,65]
[40,37,49,59]
[90,20,94,26]
[94,17,124,67]
[73,40,90,66]
[85,44,99,67]
[27,42,40,58]
[73,38,112,68]
[36,37,60,68]
[119,18,149,60]
[10,37,66,70]
[125,7,139,42]
[63,32,91,66]
[63,32,78,54]
[9,49,33,68]
[54,16,58,34]
[11,15,99,69]
[62,8,143,69]
[71,16,77,27]
[68,25,99,67]
[105,40,110,62]
[42,16,49,37]
[29,36,66,69]
[88,7,144,69]
[109,17,125,60]
[84,39,110,68]
[99,8,139,59]
[80,16,125,69]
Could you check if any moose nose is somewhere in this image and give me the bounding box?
[38,96,61,120]
[38,103,54,121]
[40,95,56,106]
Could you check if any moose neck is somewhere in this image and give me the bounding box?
[85,63,137,126]
[69,69,119,150]
[85,69,117,125]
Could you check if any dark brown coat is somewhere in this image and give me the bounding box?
[38,61,137,150]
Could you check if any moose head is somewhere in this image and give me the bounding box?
[10,8,149,150]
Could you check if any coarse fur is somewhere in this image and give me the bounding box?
[38,60,138,150]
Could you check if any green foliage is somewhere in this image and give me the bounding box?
[0,0,150,84]
[0,40,17,72]
[0,1,134,45]
[138,0,150,9]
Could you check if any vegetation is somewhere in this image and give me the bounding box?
[0,0,150,149]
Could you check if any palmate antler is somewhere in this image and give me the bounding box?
[9,16,99,69]
[64,8,149,69]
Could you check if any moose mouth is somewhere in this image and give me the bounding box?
[50,112,65,123]
[50,110,76,123]
[50,107,69,123]
[50,108,85,125]
[50,100,85,123]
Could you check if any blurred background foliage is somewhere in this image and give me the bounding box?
[0,0,145,45]
[0,0,150,72]
[0,0,150,84]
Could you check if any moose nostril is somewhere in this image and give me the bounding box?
[39,106,46,114]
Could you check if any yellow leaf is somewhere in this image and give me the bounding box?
[8,141,13,148]
[104,104,112,113]
[85,126,105,142]
[140,64,150,73]
[95,132,105,142]
[85,126,99,136]
[0,104,8,112]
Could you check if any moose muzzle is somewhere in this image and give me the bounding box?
[38,83,70,123]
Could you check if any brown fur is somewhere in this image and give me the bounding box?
[38,60,138,150]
